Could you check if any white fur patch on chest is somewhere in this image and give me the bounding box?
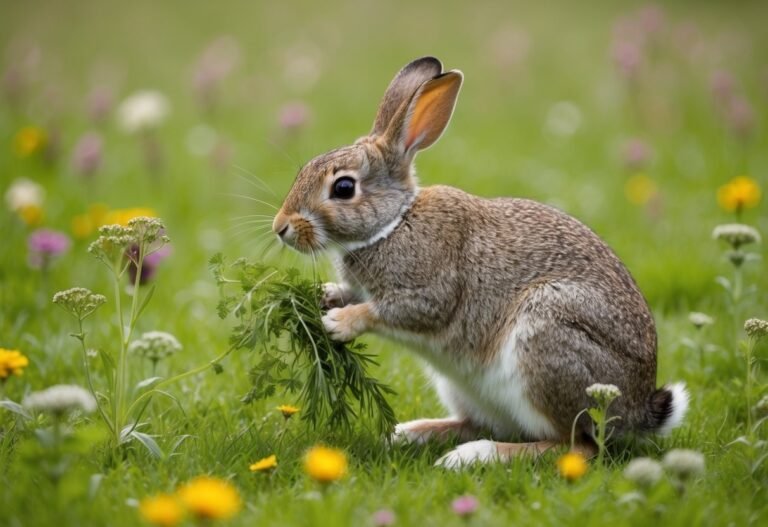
[427,315,558,440]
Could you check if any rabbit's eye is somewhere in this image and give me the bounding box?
[332,177,356,200]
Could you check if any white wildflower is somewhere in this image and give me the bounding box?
[662,449,705,479]
[623,457,663,488]
[545,101,582,137]
[744,318,768,340]
[4,177,45,211]
[688,312,714,329]
[53,287,107,320]
[586,383,622,406]
[24,384,97,415]
[129,331,182,363]
[712,224,761,248]
[117,90,169,133]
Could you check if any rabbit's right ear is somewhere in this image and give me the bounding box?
[371,57,443,136]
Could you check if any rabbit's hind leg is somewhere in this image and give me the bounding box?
[392,418,478,444]
[434,439,596,469]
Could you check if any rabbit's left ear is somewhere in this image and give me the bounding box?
[386,70,463,157]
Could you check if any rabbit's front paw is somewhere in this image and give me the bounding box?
[435,440,499,470]
[321,282,346,309]
[322,304,373,342]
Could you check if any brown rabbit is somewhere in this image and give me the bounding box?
[271,57,688,468]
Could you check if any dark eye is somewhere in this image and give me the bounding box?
[332,176,356,200]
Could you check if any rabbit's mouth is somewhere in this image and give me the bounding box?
[272,211,326,254]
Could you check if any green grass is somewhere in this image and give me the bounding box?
[1,0,767,525]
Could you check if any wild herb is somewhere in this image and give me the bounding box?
[210,254,397,434]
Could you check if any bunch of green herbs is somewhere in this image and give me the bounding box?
[210,253,397,434]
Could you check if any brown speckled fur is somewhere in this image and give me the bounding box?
[273,57,679,446]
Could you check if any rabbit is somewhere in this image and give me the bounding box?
[271,56,689,468]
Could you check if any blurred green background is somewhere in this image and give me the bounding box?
[1,1,767,524]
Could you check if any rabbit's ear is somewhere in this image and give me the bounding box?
[389,70,463,156]
[372,57,443,135]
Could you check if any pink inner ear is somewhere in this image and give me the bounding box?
[402,73,462,154]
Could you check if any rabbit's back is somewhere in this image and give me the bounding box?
[344,184,656,366]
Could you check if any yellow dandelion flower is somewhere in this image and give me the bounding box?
[249,454,278,472]
[0,348,29,379]
[557,452,588,481]
[17,204,44,226]
[177,476,241,521]
[13,126,47,158]
[717,176,761,213]
[105,207,157,227]
[277,404,300,418]
[624,173,658,206]
[304,445,348,483]
[139,494,184,527]
[72,204,111,239]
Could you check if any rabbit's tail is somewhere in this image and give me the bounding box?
[645,383,690,435]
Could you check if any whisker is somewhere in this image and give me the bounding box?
[228,214,276,221]
[232,165,277,197]
[220,193,279,210]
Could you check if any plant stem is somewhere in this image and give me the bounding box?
[113,267,126,447]
[745,338,754,434]
[76,319,113,434]
[596,408,606,465]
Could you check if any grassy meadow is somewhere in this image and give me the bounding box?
[1,0,767,525]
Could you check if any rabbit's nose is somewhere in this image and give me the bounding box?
[277,225,289,238]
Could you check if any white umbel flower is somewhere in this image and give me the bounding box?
[586,383,622,406]
[5,177,45,211]
[24,384,97,415]
[623,457,663,487]
[129,331,182,362]
[117,90,169,133]
[662,449,705,478]
[744,318,768,340]
[688,312,714,329]
[712,224,761,247]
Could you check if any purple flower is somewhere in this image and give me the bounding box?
[611,39,644,80]
[710,70,735,104]
[192,36,240,109]
[28,229,70,269]
[127,244,171,285]
[725,95,754,138]
[87,85,114,123]
[71,132,103,176]
[278,102,311,132]
[451,495,479,517]
[622,138,653,170]
[637,4,665,36]
[371,509,396,526]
